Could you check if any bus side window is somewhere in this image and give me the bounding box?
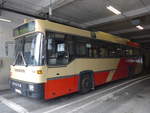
[91,40,98,58]
[122,47,126,57]
[76,42,87,57]
[99,47,108,57]
[129,49,133,56]
[116,46,122,57]
[108,47,116,57]
[93,48,98,58]
[66,36,75,61]
[133,48,139,56]
[88,48,92,57]
[86,42,92,57]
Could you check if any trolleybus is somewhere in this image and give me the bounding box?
[10,19,143,99]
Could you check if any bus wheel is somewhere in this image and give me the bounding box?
[128,66,134,78]
[79,73,93,94]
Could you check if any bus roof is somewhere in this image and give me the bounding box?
[14,19,140,48]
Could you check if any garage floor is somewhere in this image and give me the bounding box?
[0,75,150,113]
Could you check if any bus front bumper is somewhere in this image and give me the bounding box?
[10,79,44,99]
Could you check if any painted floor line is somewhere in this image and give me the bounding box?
[0,96,29,113]
[43,75,149,113]
[67,76,150,113]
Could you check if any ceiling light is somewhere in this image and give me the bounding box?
[0,18,12,23]
[106,5,122,15]
[136,25,144,30]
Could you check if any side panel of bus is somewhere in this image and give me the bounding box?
[44,57,142,100]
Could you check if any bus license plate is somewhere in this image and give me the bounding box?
[15,89,22,94]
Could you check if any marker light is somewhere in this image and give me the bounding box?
[37,70,43,74]
[106,5,122,15]
[136,25,144,30]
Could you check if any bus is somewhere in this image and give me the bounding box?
[10,19,143,99]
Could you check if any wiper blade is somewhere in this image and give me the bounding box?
[20,52,28,67]
[13,52,20,66]
[13,52,28,67]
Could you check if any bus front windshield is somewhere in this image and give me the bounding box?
[14,33,43,66]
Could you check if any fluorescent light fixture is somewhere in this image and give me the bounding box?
[0,18,12,23]
[136,25,144,30]
[106,5,122,15]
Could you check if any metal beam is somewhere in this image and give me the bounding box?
[82,5,150,27]
[0,6,86,29]
[37,0,76,14]
[0,7,45,19]
[52,0,75,10]
[132,37,150,42]
[0,0,7,16]
[130,35,150,39]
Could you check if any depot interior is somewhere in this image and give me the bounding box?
[0,0,150,92]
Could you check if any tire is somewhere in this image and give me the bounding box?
[79,73,93,94]
[128,66,134,78]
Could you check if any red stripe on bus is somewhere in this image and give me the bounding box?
[44,75,79,100]
[112,58,128,81]
[94,71,109,86]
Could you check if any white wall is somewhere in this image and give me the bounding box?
[0,22,14,57]
[0,21,14,90]
[0,11,32,90]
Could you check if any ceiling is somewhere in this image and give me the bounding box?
[0,0,150,48]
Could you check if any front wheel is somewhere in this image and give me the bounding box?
[79,73,92,94]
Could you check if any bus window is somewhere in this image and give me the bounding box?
[116,46,122,57]
[76,42,87,57]
[91,41,98,58]
[99,48,108,57]
[129,49,133,56]
[93,48,98,58]
[86,43,92,57]
[66,37,75,61]
[133,48,140,56]
[108,47,116,57]
[47,32,69,65]
[88,48,92,57]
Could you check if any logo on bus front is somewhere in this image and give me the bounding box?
[15,69,25,73]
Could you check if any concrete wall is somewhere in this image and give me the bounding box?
[0,21,15,90]
[0,11,32,90]
[0,58,13,90]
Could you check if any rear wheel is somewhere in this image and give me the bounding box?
[79,73,93,94]
[128,66,134,78]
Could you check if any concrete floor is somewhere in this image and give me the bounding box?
[0,75,150,113]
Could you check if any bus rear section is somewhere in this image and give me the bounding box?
[44,31,143,99]
[44,58,142,99]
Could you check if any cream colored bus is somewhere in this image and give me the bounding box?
[10,19,143,99]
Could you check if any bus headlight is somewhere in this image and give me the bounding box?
[28,84,34,91]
